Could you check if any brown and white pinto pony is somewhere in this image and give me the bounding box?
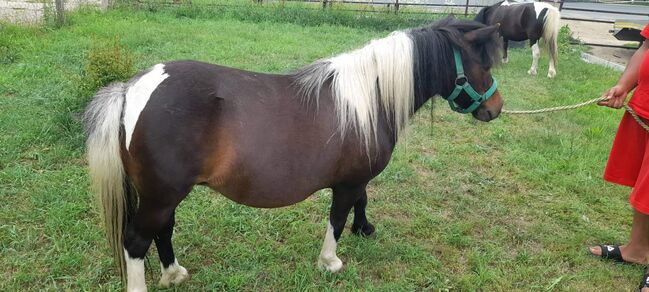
[84,17,503,291]
[475,0,561,78]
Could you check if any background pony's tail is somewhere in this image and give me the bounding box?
[83,82,133,283]
[542,4,561,67]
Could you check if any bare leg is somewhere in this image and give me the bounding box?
[589,209,649,264]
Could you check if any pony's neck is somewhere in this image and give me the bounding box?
[294,31,417,147]
[294,24,460,146]
[410,30,457,116]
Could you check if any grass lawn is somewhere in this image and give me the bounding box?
[0,4,639,291]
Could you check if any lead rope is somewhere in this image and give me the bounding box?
[502,97,649,132]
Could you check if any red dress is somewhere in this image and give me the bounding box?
[603,24,649,214]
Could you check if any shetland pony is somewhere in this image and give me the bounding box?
[84,17,503,291]
[475,0,561,78]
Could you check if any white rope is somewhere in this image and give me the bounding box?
[502,97,649,132]
[502,97,607,114]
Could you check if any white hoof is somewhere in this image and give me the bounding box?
[502,57,509,64]
[318,255,343,273]
[159,263,189,288]
[547,70,556,78]
[528,68,537,76]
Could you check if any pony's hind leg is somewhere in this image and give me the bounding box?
[155,211,189,287]
[548,58,557,78]
[351,190,375,236]
[318,184,365,272]
[528,41,540,76]
[124,205,159,292]
[547,42,557,78]
[124,190,189,292]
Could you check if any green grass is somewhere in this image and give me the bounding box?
[0,5,639,291]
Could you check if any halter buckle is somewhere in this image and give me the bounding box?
[455,75,468,86]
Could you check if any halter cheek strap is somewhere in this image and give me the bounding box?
[443,48,498,114]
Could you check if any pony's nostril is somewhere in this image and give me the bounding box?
[487,109,493,120]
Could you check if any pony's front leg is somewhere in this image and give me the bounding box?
[351,190,375,236]
[502,38,509,64]
[155,211,189,288]
[528,42,540,76]
[318,184,365,272]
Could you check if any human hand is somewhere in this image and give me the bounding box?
[598,85,629,109]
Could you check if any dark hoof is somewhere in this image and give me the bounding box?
[351,222,375,237]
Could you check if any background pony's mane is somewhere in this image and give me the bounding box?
[293,17,500,149]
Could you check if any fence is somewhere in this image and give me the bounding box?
[275,0,526,16]
[261,0,649,48]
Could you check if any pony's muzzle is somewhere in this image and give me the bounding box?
[472,91,503,122]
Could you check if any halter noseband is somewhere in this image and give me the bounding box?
[443,48,498,114]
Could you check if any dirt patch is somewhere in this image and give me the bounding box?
[562,19,636,67]
[586,46,634,67]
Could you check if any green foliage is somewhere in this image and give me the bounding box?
[0,38,19,64]
[122,1,447,31]
[41,0,67,29]
[79,37,134,97]
[54,37,134,145]
[0,24,33,65]
[558,25,579,55]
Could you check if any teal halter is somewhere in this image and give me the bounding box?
[443,48,498,114]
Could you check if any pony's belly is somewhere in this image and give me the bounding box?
[210,183,317,208]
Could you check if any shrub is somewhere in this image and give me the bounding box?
[558,25,577,55]
[78,37,134,98]
[55,37,134,143]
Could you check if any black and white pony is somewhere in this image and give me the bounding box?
[475,0,561,78]
[84,17,503,291]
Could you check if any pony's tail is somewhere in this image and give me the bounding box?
[542,5,561,67]
[83,82,133,283]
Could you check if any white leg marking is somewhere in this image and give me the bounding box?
[125,248,147,292]
[123,64,169,150]
[159,258,189,287]
[502,57,509,64]
[318,222,343,273]
[548,58,557,78]
[528,43,540,76]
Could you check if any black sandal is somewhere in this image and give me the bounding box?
[593,245,630,264]
[638,269,649,292]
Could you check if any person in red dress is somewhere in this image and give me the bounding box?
[591,24,649,290]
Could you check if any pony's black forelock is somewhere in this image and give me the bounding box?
[408,16,501,106]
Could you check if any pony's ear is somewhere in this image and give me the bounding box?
[464,24,500,44]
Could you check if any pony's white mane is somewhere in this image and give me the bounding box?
[294,31,415,148]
